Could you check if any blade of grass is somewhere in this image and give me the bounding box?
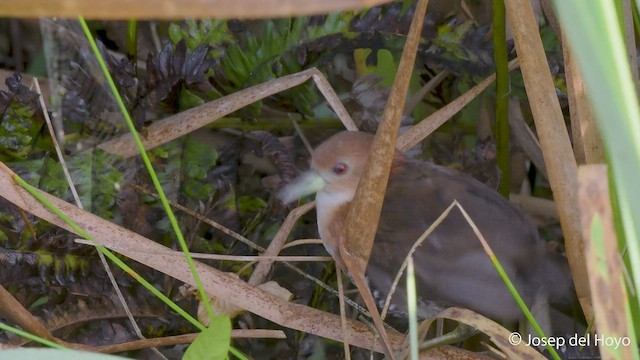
[126,20,138,62]
[553,0,640,327]
[77,17,215,323]
[0,322,65,349]
[77,18,246,359]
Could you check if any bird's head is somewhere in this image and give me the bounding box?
[278,131,374,205]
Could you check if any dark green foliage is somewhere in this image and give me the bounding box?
[424,20,494,78]
[434,21,481,63]
[58,55,123,143]
[168,19,234,52]
[150,135,218,202]
[0,81,123,286]
[237,195,266,215]
[144,39,216,112]
[0,242,94,287]
[9,150,122,219]
[0,73,43,161]
[67,150,122,219]
[10,157,69,198]
[182,136,218,200]
[168,16,357,118]
[178,88,205,111]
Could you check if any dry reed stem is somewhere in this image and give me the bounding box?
[510,193,558,220]
[563,38,604,164]
[13,329,274,353]
[508,99,548,178]
[504,0,592,322]
[98,68,357,158]
[74,239,332,262]
[578,165,636,359]
[91,329,286,353]
[339,0,430,358]
[2,0,393,20]
[248,201,315,286]
[0,284,61,345]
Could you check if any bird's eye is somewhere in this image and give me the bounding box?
[332,162,348,175]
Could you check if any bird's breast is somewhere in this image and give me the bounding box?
[315,190,354,269]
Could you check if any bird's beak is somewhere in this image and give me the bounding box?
[277,170,326,204]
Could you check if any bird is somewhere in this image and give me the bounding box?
[278,130,573,324]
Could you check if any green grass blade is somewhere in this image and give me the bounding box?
[0,321,65,349]
[76,17,216,323]
[552,0,640,326]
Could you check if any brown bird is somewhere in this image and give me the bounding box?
[279,131,572,324]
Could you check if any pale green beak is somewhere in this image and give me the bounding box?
[278,170,326,204]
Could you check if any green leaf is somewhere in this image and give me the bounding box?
[36,250,53,267]
[40,158,68,197]
[29,295,49,310]
[168,19,234,50]
[237,195,266,214]
[433,21,479,62]
[10,157,68,198]
[183,136,218,179]
[168,23,183,44]
[179,88,206,111]
[68,150,123,218]
[184,316,232,360]
[184,180,214,200]
[0,98,39,161]
[151,136,218,203]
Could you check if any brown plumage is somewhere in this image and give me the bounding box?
[279,131,572,323]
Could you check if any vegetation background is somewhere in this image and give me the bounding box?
[0,0,638,359]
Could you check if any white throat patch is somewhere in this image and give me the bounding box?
[316,188,353,209]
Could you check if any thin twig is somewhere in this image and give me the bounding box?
[74,240,332,262]
[249,201,316,286]
[403,70,449,116]
[283,238,324,248]
[291,118,314,155]
[337,267,351,360]
[92,329,286,353]
[381,201,458,319]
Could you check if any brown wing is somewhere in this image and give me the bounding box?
[368,158,546,322]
